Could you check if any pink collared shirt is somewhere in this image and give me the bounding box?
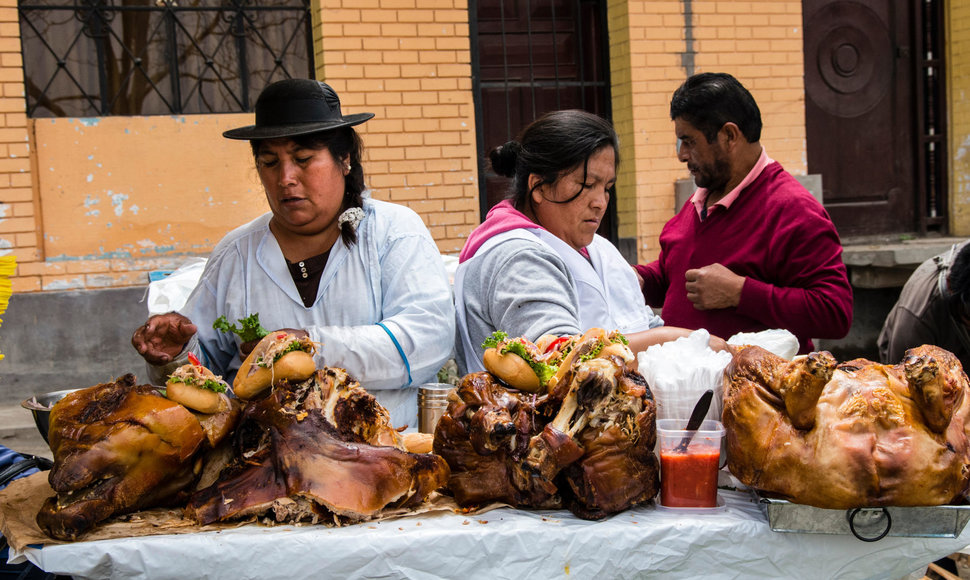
[690,148,773,219]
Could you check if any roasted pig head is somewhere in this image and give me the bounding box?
[723,345,970,508]
[435,331,660,519]
[36,374,210,540]
[186,367,450,525]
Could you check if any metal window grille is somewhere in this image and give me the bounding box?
[470,0,614,239]
[915,0,947,234]
[18,0,313,118]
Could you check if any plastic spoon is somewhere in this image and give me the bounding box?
[673,389,714,453]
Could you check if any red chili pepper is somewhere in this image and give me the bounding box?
[544,336,570,353]
[188,352,202,367]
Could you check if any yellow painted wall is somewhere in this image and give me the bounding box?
[949,0,970,236]
[4,0,970,294]
[35,116,265,256]
[610,0,807,264]
[5,0,479,293]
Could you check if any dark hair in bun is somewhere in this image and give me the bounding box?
[488,109,619,212]
[488,141,521,178]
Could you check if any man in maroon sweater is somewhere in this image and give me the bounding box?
[635,72,852,354]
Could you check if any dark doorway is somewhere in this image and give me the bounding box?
[470,0,616,241]
[803,0,946,238]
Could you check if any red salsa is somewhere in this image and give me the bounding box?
[660,449,720,507]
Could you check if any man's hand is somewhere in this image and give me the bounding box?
[685,263,745,310]
[132,312,198,365]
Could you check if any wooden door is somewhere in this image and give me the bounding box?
[471,0,615,240]
[803,0,919,237]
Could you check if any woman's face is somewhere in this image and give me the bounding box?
[531,145,615,252]
[256,138,348,238]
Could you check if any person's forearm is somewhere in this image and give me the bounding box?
[626,326,728,354]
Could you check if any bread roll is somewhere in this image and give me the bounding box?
[483,347,542,393]
[234,333,317,399]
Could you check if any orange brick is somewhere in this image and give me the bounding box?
[14,232,37,247]
[9,171,34,191]
[0,51,19,67]
[382,50,421,65]
[0,187,33,203]
[10,246,40,262]
[41,274,86,291]
[0,216,33,233]
[398,9,435,23]
[427,211,466,226]
[380,23,418,37]
[85,271,149,288]
[362,64,402,78]
[426,184,464,199]
[11,276,40,293]
[444,197,478,213]
[10,201,30,217]
[66,259,111,274]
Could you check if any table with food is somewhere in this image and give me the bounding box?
[4,326,970,579]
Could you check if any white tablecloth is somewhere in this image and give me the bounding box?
[9,490,969,580]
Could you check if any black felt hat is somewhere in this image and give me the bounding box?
[223,78,374,140]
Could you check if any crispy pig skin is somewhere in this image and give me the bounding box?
[37,374,207,540]
[724,344,970,508]
[186,368,450,525]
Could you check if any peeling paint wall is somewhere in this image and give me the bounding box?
[35,115,266,262]
[5,0,479,293]
[3,0,970,295]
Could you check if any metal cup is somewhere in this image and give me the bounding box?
[417,383,453,434]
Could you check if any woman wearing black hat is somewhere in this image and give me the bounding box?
[131,78,455,427]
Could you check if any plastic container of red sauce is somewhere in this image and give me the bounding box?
[657,419,725,508]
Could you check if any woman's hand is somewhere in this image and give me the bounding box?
[132,312,198,365]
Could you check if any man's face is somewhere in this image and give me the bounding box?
[674,118,731,194]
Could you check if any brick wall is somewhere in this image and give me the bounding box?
[0,0,479,296]
[611,0,807,264]
[950,0,970,236]
[3,0,968,294]
[314,0,479,254]
[0,0,35,293]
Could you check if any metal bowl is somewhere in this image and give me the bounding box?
[20,389,80,444]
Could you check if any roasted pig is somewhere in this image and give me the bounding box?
[723,344,970,508]
[36,374,233,540]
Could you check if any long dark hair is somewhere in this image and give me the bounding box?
[670,72,762,143]
[251,126,366,247]
[489,109,619,213]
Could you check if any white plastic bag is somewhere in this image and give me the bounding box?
[636,329,733,424]
[727,328,799,360]
[146,257,207,315]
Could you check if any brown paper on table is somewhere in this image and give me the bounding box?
[0,471,483,553]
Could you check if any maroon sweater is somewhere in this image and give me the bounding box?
[635,162,852,353]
